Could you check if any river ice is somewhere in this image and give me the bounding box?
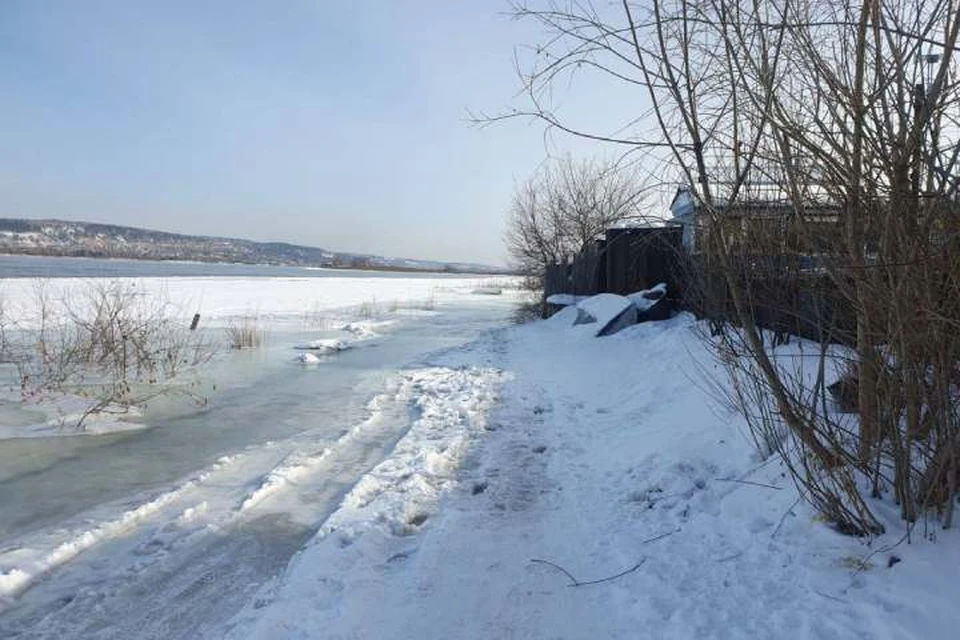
[0,273,523,638]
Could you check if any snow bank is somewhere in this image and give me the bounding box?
[238,448,333,512]
[342,319,394,339]
[294,352,322,365]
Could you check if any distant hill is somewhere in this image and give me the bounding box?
[0,219,508,274]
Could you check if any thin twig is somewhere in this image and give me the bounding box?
[772,497,803,539]
[714,477,784,490]
[576,559,647,586]
[639,528,681,544]
[530,558,647,588]
[848,529,913,584]
[530,559,580,586]
[814,588,847,604]
[530,529,678,588]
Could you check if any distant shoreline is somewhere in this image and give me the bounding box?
[0,253,513,279]
[0,251,508,276]
[0,218,511,276]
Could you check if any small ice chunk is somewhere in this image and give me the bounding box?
[295,352,322,365]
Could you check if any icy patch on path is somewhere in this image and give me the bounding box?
[0,454,241,604]
[238,448,333,513]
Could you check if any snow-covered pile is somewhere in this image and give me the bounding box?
[230,313,960,639]
[549,284,671,337]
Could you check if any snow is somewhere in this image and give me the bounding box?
[576,292,632,325]
[238,448,333,512]
[545,293,584,306]
[575,292,636,336]
[317,366,503,543]
[229,312,960,640]
[294,352,322,365]
[342,319,394,339]
[294,338,351,352]
[627,282,668,312]
[0,274,516,329]
[2,267,957,638]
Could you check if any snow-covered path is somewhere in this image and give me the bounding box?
[232,312,960,639]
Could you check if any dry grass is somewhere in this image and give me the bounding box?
[225,316,265,349]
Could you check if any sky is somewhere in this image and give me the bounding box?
[0,1,627,266]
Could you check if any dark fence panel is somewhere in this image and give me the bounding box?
[685,255,857,345]
[544,263,573,299]
[544,227,685,301]
[605,227,684,296]
[570,240,604,295]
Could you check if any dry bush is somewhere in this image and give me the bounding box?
[357,299,377,318]
[511,294,544,325]
[1,280,213,429]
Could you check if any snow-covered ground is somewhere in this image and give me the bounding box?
[227,310,960,640]
[3,270,957,639]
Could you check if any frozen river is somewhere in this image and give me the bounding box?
[0,261,520,638]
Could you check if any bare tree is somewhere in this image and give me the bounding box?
[505,155,648,283]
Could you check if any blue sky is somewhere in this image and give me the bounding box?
[0,1,594,265]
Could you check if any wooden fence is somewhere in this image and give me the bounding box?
[688,257,857,345]
[543,225,857,345]
[544,226,684,300]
